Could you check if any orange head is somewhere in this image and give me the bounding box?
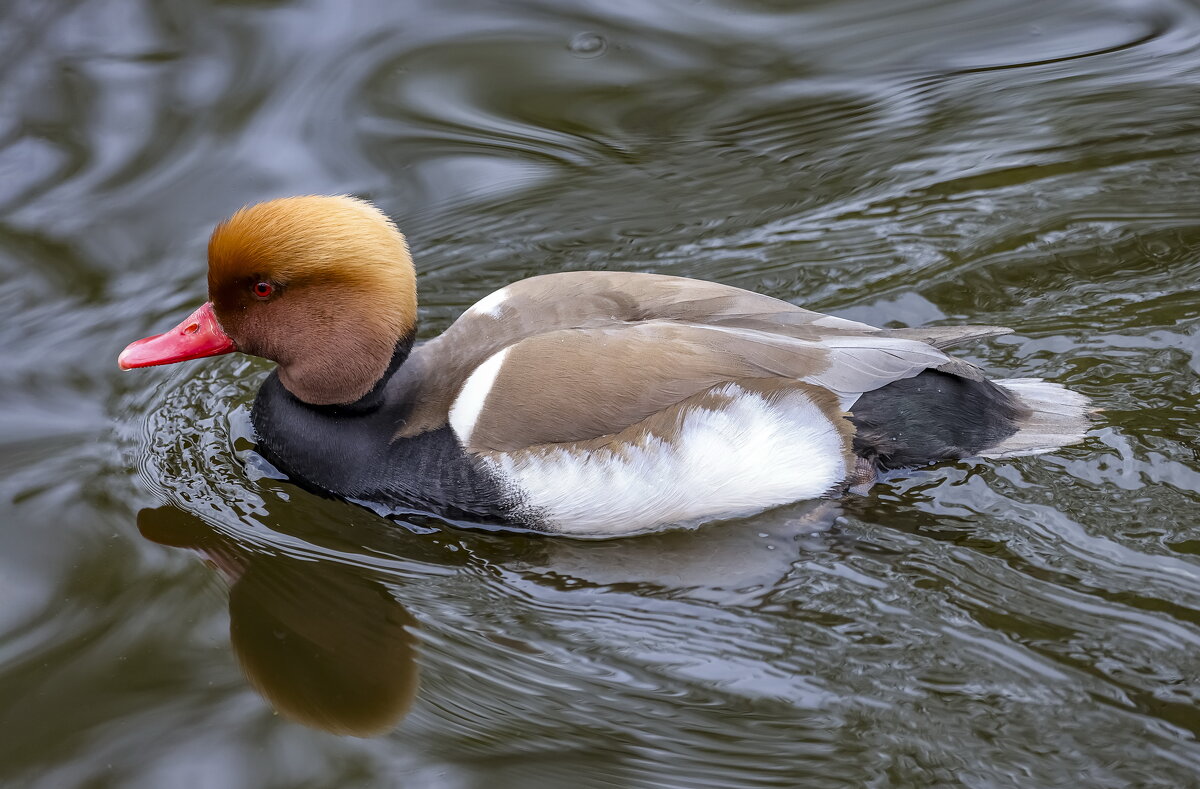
[120,196,418,405]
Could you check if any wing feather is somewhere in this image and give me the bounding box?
[456,322,952,452]
[396,271,1012,445]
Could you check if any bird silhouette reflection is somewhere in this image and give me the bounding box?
[138,504,419,737]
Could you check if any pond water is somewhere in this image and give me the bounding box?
[3,0,1200,786]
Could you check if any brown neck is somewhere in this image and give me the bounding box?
[280,328,417,407]
[276,328,415,408]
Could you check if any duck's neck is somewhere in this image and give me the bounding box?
[293,332,415,415]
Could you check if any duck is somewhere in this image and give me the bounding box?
[119,195,1091,538]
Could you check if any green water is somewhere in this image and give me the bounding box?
[2,0,1199,786]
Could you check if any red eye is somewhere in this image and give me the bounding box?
[252,281,274,298]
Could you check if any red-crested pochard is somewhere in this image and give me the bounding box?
[119,196,1091,537]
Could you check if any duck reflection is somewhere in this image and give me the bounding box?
[135,492,847,732]
[137,505,419,737]
[525,498,849,604]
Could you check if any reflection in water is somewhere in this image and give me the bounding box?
[137,505,419,737]
[528,499,846,603]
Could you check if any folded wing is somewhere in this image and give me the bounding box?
[451,320,953,453]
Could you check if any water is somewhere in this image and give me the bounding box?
[2,0,1199,786]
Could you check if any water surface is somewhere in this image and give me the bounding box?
[2,0,1199,786]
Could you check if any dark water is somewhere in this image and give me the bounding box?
[3,0,1200,786]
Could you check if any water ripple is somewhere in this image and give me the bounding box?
[4,0,1200,785]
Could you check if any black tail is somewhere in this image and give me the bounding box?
[849,370,1025,469]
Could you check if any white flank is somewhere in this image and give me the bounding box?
[448,347,511,444]
[468,287,509,318]
[487,384,849,537]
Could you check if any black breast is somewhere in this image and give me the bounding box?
[250,372,509,521]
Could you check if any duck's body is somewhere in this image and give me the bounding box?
[120,197,1091,538]
[248,270,1083,536]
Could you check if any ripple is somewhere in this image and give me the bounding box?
[566,31,607,58]
[5,0,1200,785]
